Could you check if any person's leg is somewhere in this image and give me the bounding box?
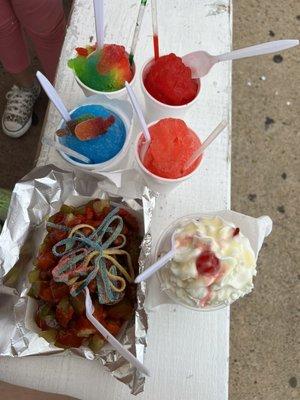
[0,0,40,137]
[12,0,66,82]
[0,0,34,87]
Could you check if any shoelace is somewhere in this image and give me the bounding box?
[5,85,37,121]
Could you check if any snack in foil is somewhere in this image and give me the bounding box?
[28,199,141,351]
[0,166,156,395]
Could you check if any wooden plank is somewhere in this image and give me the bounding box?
[0,1,232,399]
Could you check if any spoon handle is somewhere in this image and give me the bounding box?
[42,138,91,164]
[36,71,71,122]
[217,39,299,62]
[85,288,150,376]
[134,248,175,283]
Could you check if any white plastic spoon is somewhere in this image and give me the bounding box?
[134,227,194,284]
[93,0,104,49]
[125,82,151,162]
[183,39,299,78]
[36,71,71,122]
[42,138,91,164]
[184,120,228,170]
[85,288,150,376]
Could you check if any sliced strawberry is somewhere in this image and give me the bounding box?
[84,205,94,220]
[49,229,68,243]
[39,283,55,302]
[70,293,85,315]
[35,249,57,271]
[118,208,139,232]
[47,212,65,229]
[56,329,84,348]
[55,297,74,328]
[93,302,106,322]
[106,299,133,321]
[39,270,52,281]
[104,320,122,337]
[88,279,97,293]
[50,280,70,303]
[64,213,85,228]
[74,316,97,337]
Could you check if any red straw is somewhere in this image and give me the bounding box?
[151,0,159,60]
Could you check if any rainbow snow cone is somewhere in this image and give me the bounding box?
[68,44,135,98]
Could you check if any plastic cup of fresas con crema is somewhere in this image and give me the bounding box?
[155,214,257,311]
[134,118,203,194]
[68,43,136,100]
[55,94,133,171]
[140,54,201,121]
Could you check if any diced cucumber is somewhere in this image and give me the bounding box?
[27,281,41,298]
[70,294,85,315]
[64,213,75,224]
[28,269,40,283]
[40,329,57,343]
[89,334,104,353]
[93,199,110,214]
[60,204,75,214]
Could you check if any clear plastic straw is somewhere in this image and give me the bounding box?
[125,82,150,142]
[151,0,159,60]
[129,0,148,64]
[125,82,151,162]
[185,120,228,170]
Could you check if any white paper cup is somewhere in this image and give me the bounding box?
[155,214,229,312]
[74,63,137,101]
[55,94,133,171]
[140,58,201,121]
[134,121,203,194]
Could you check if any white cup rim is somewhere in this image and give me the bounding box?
[56,103,131,169]
[73,60,137,95]
[140,57,201,109]
[134,120,203,183]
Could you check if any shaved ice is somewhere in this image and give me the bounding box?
[144,53,199,106]
[142,118,202,179]
[68,44,133,92]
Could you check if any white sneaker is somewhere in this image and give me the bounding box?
[2,82,41,138]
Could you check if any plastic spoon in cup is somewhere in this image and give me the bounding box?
[184,120,227,170]
[93,0,104,49]
[87,0,104,61]
[183,39,299,78]
[84,288,150,376]
[42,138,91,164]
[36,71,71,122]
[125,81,151,162]
[135,231,178,284]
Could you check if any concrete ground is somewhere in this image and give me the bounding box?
[0,0,299,399]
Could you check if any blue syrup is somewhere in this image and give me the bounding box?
[59,104,126,164]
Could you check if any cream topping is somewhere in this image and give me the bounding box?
[160,217,256,308]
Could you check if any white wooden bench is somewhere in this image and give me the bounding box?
[0,1,232,398]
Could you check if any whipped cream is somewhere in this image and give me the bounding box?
[159,217,256,308]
